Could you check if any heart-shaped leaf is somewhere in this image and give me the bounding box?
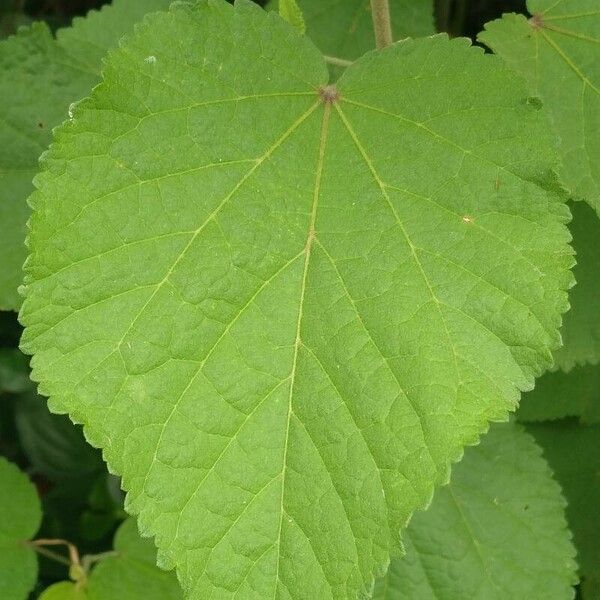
[21,1,573,596]
[39,582,86,600]
[278,0,305,34]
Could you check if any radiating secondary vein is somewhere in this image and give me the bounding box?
[334,102,463,389]
[113,101,320,358]
[313,239,434,471]
[382,182,546,276]
[542,23,600,43]
[543,10,600,20]
[139,249,305,489]
[340,98,544,184]
[539,29,599,93]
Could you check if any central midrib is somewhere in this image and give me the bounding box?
[273,97,333,597]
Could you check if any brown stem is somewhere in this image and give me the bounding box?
[81,550,118,572]
[27,543,71,567]
[30,538,81,568]
[323,55,353,68]
[370,0,393,48]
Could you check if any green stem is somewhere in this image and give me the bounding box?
[323,55,353,68]
[369,0,393,48]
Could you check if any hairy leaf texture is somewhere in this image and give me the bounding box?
[480,0,600,212]
[0,0,172,310]
[21,1,574,597]
[373,423,577,599]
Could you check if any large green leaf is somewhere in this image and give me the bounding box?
[20,1,573,597]
[0,457,42,600]
[479,0,600,212]
[372,422,577,599]
[553,201,600,371]
[518,363,600,424]
[268,0,434,60]
[0,0,173,311]
[527,421,600,599]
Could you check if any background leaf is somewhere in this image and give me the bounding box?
[373,422,577,599]
[0,347,30,393]
[39,519,182,599]
[21,1,573,597]
[0,0,172,311]
[527,420,600,599]
[278,0,305,34]
[0,456,42,600]
[39,581,87,600]
[518,363,600,424]
[14,391,104,481]
[479,0,600,212]
[78,475,127,543]
[86,518,182,600]
[552,201,600,371]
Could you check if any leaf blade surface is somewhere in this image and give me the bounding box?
[21,1,574,597]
